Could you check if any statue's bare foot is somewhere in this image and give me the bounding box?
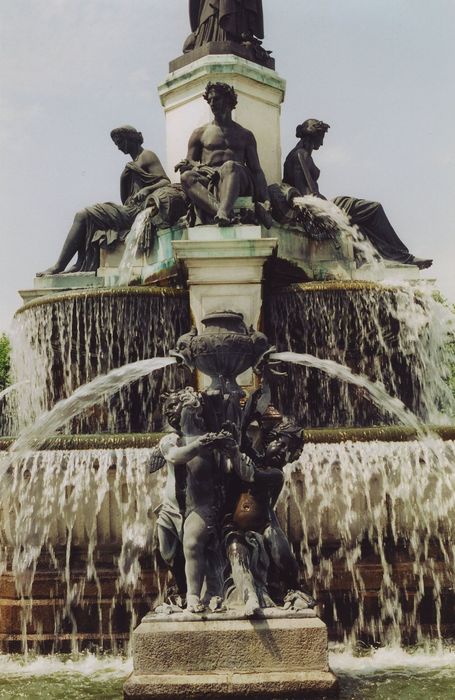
[214,210,235,227]
[244,592,261,618]
[410,257,433,270]
[36,264,64,277]
[208,596,226,613]
[186,595,205,614]
[283,589,316,611]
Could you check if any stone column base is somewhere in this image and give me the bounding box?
[124,669,338,699]
[124,614,338,699]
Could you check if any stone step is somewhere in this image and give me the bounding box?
[125,614,338,699]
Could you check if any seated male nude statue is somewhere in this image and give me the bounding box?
[175,81,272,227]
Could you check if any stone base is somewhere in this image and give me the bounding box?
[169,41,275,72]
[20,271,105,302]
[124,669,338,699]
[352,260,423,283]
[267,224,355,282]
[124,614,338,699]
[173,229,276,391]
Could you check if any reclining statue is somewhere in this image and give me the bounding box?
[37,125,187,276]
[175,81,272,228]
[280,119,432,269]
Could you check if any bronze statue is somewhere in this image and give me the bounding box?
[283,119,432,269]
[37,126,186,276]
[155,387,238,613]
[150,322,316,618]
[184,0,264,51]
[223,420,315,615]
[176,82,272,227]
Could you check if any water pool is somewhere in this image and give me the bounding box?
[0,646,454,699]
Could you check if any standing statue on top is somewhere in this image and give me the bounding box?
[175,82,273,228]
[184,0,264,51]
[37,126,187,276]
[281,119,432,269]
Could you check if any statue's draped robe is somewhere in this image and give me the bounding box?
[332,197,413,264]
[80,163,170,271]
[189,0,264,47]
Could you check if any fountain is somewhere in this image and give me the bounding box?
[0,1,454,699]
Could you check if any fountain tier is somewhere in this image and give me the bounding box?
[5,288,190,437]
[265,281,454,427]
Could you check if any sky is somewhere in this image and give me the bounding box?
[0,0,454,332]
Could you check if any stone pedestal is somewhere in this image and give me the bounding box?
[124,612,338,699]
[97,225,187,287]
[173,225,276,390]
[158,54,286,184]
[20,271,105,303]
[267,224,356,281]
[351,259,424,283]
[173,224,276,330]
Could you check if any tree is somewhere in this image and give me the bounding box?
[0,334,11,392]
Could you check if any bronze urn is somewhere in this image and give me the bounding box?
[173,311,270,396]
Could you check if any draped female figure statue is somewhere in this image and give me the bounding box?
[37,126,187,276]
[184,0,264,51]
[283,119,432,269]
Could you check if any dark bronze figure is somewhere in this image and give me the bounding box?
[155,387,238,613]
[283,119,432,269]
[37,126,186,276]
[184,0,264,49]
[155,321,314,617]
[175,82,272,228]
[173,310,270,397]
[223,419,315,615]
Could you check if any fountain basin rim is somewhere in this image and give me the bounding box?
[15,285,188,315]
[0,433,163,451]
[273,280,403,294]
[1,425,454,452]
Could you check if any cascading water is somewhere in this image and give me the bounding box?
[264,282,455,428]
[117,209,150,287]
[0,448,166,653]
[271,350,426,433]
[0,276,454,655]
[4,288,190,437]
[264,344,455,643]
[277,438,455,644]
[293,194,389,274]
[0,382,29,439]
[8,357,176,458]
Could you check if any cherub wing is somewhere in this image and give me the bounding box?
[149,445,167,474]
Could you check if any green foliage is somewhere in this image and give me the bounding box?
[0,334,11,392]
